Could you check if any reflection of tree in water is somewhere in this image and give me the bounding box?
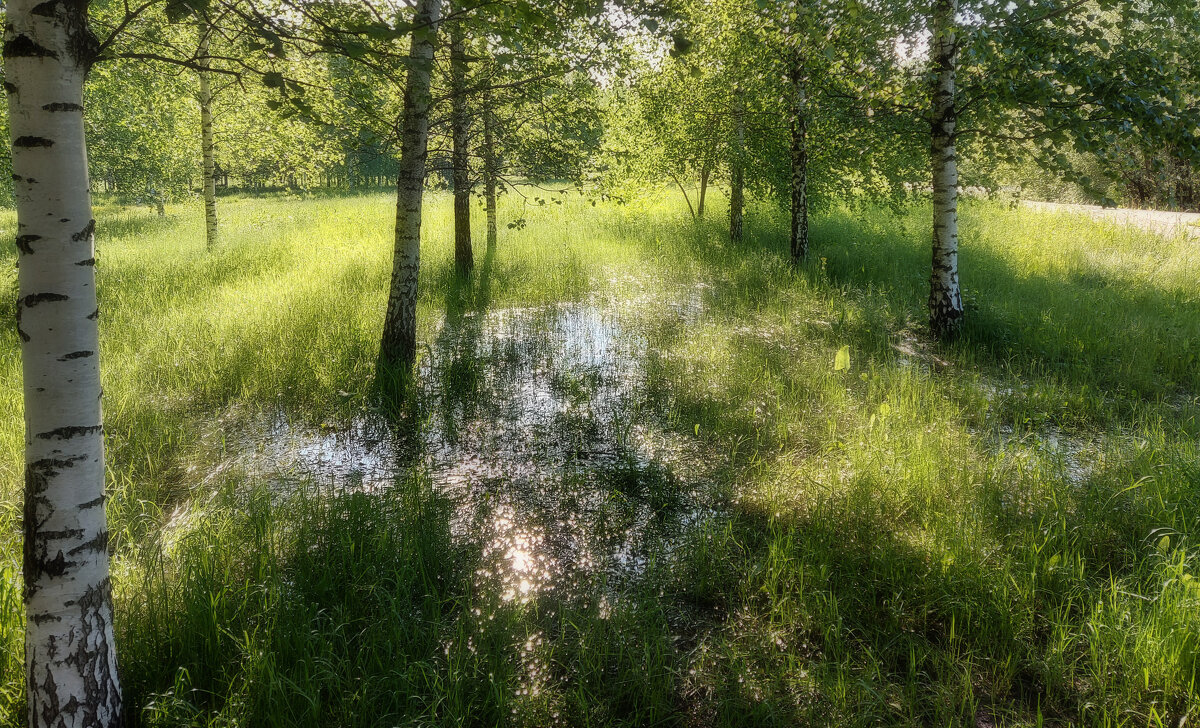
[247,279,720,604]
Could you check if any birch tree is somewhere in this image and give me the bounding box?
[927,0,961,336]
[380,0,441,367]
[729,93,745,243]
[198,20,218,247]
[5,0,122,723]
[788,48,808,262]
[481,81,499,248]
[448,5,473,275]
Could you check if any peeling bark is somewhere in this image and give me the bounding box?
[449,10,472,275]
[5,0,122,724]
[380,0,441,367]
[929,0,963,337]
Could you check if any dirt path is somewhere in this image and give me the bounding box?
[1022,200,1200,239]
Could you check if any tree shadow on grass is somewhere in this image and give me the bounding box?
[670,203,1200,429]
[95,205,189,241]
[667,448,1200,727]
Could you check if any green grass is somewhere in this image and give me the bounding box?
[1,188,1198,726]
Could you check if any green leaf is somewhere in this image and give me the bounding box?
[833,346,850,372]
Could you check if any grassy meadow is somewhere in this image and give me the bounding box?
[0,187,1198,726]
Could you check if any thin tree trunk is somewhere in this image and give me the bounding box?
[929,0,963,337]
[449,10,473,275]
[5,1,123,725]
[380,0,441,367]
[789,52,809,263]
[483,95,499,249]
[697,159,710,219]
[729,96,745,244]
[670,172,696,220]
[198,22,217,248]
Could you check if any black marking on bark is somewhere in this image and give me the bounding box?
[87,308,99,320]
[22,292,69,307]
[15,234,40,255]
[62,0,101,68]
[35,662,63,728]
[31,0,61,16]
[68,530,108,556]
[13,136,54,148]
[24,468,48,600]
[10,174,20,182]
[72,218,95,241]
[16,299,31,341]
[61,695,80,716]
[43,101,84,112]
[38,550,72,578]
[78,494,106,509]
[76,257,96,266]
[58,350,94,361]
[35,425,101,440]
[41,527,85,541]
[3,82,16,94]
[69,577,122,721]
[29,455,87,477]
[3,34,56,59]
[30,612,62,625]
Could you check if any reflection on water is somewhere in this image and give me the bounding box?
[232,291,717,602]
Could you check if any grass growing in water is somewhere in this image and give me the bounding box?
[0,189,1197,726]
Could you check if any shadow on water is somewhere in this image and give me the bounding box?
[230,267,719,604]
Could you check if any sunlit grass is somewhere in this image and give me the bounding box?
[1,188,1198,726]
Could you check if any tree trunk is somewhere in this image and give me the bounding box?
[5,1,123,726]
[199,22,217,249]
[789,52,809,264]
[929,0,963,337]
[697,160,710,219]
[380,0,441,367]
[449,10,473,275]
[483,98,499,249]
[729,96,745,244]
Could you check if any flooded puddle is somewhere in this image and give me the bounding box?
[228,290,720,602]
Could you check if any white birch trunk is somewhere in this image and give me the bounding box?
[5,0,122,725]
[198,22,217,249]
[380,0,442,366]
[929,0,963,336]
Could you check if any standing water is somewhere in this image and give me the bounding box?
[231,287,719,603]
